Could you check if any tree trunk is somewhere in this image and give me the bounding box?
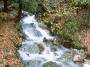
[17,0,22,21]
[3,0,8,12]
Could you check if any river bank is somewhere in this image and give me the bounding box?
[0,12,22,67]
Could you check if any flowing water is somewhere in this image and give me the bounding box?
[18,11,80,67]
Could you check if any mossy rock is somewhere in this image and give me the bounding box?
[43,61,60,67]
[37,44,44,54]
[27,45,40,53]
[51,45,58,51]
[24,60,41,67]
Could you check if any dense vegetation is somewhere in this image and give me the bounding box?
[38,0,90,48]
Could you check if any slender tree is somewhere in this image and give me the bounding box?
[3,0,8,12]
[17,0,22,21]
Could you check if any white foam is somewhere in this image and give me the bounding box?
[18,11,79,67]
[84,64,90,67]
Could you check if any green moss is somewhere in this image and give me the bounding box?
[70,0,90,6]
[50,19,81,48]
[37,44,44,54]
[22,0,38,14]
[43,61,60,67]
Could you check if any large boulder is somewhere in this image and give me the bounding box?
[73,55,85,62]
[43,61,60,67]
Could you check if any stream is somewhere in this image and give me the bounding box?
[18,11,88,67]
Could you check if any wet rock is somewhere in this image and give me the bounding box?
[84,59,90,67]
[24,60,41,67]
[43,61,60,67]
[37,44,44,54]
[43,37,53,43]
[63,41,75,48]
[73,55,85,62]
[27,45,40,53]
[51,45,58,51]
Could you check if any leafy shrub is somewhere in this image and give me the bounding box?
[46,19,82,48]
[70,0,90,6]
[58,20,81,47]
[22,0,38,14]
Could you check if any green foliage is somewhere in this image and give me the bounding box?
[22,0,38,14]
[58,20,81,47]
[11,0,38,14]
[62,20,80,34]
[47,19,81,48]
[71,0,90,6]
[80,13,90,29]
[43,62,60,67]
[39,0,90,49]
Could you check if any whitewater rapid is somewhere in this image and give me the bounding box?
[18,11,82,67]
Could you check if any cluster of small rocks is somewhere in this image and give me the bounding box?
[63,49,86,62]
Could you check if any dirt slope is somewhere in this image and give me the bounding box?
[80,29,90,55]
[0,12,22,67]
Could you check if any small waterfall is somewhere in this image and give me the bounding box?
[18,11,79,67]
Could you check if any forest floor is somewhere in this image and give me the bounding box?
[0,12,22,67]
[77,8,90,55]
[80,29,90,55]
